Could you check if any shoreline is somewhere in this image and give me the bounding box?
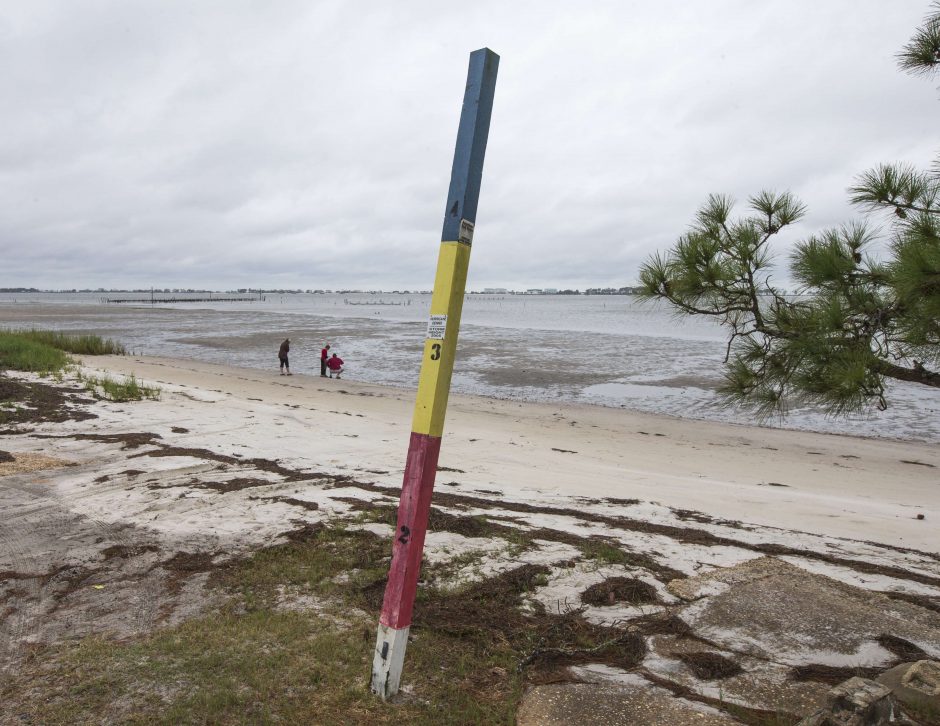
[2,301,937,445]
[91,350,934,446]
[67,354,939,553]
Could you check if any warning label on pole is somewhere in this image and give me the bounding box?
[458,219,474,246]
[426,315,448,340]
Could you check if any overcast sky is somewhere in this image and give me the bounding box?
[1,1,936,291]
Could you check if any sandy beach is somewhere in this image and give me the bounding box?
[2,354,939,722]
[70,355,940,551]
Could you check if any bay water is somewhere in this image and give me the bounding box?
[1,292,936,443]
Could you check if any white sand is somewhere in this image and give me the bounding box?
[58,354,938,554]
[5,354,939,716]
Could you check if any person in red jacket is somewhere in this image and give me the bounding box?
[320,343,330,377]
[326,352,344,379]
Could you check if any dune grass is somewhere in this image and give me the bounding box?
[0,329,125,375]
[0,329,155,401]
[0,328,126,355]
[0,333,72,374]
[79,372,161,402]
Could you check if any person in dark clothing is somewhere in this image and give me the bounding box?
[320,343,330,377]
[278,338,291,375]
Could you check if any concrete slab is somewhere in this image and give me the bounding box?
[672,558,940,666]
[643,633,830,717]
[798,677,897,726]
[515,681,739,726]
[877,659,940,713]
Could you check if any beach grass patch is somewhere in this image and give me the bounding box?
[0,333,72,374]
[350,500,398,524]
[580,538,633,565]
[80,373,161,402]
[217,523,392,610]
[0,329,125,377]
[0,328,126,356]
[422,548,492,587]
[578,537,678,578]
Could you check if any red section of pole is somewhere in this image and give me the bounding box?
[379,433,442,630]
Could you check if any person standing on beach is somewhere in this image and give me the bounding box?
[327,352,344,379]
[278,338,291,375]
[320,343,330,377]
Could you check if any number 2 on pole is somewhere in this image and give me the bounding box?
[430,343,442,361]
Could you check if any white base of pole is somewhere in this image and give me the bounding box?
[370,623,410,699]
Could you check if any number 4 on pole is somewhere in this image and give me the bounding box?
[370,47,499,700]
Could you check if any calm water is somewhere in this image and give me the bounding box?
[1,292,937,442]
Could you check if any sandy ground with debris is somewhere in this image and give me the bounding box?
[1,355,939,720]
[65,355,940,551]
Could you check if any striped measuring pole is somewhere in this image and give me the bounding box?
[370,47,499,700]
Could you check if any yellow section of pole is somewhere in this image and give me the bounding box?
[411,241,471,437]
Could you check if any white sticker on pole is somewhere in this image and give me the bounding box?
[458,219,474,246]
[426,315,447,340]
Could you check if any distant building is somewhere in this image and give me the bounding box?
[585,286,641,295]
[482,287,508,294]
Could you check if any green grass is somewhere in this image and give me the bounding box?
[1,526,526,725]
[422,548,490,587]
[0,329,154,402]
[0,329,125,375]
[227,523,392,609]
[80,373,161,402]
[0,333,72,373]
[580,539,633,566]
[0,328,126,355]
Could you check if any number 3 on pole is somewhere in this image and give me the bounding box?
[430,343,441,361]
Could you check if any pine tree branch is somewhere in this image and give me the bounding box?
[872,360,940,387]
[656,295,753,319]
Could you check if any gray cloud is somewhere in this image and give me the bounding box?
[0,0,935,290]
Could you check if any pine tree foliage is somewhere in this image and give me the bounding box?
[638,8,940,419]
[898,1,940,77]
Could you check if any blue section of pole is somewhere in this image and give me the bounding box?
[440,48,500,242]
